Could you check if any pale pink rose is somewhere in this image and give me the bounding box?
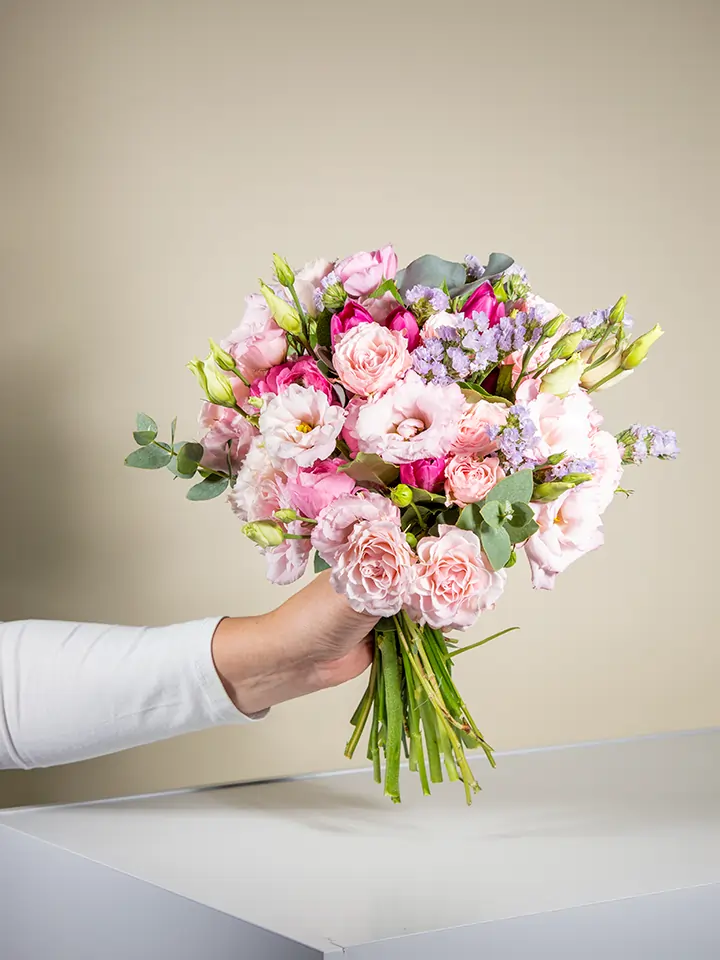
[250,358,333,404]
[284,458,356,520]
[524,389,595,461]
[198,402,257,473]
[582,429,623,513]
[228,438,293,523]
[361,291,401,324]
[524,488,604,590]
[445,455,504,507]
[341,396,363,456]
[264,520,312,585]
[333,323,412,398]
[406,525,507,630]
[312,492,400,564]
[294,258,333,318]
[259,384,346,468]
[330,519,414,617]
[354,372,465,464]
[335,245,398,298]
[222,294,288,380]
[452,399,509,456]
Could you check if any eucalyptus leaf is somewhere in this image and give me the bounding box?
[170,417,177,448]
[338,453,399,486]
[136,412,157,433]
[480,522,512,570]
[408,486,445,504]
[125,445,172,470]
[486,470,534,505]
[167,442,195,478]
[505,501,539,543]
[479,500,504,528]
[457,502,483,534]
[395,255,466,296]
[187,476,229,501]
[133,430,156,446]
[176,441,204,478]
[448,252,515,298]
[368,278,404,304]
[314,552,331,573]
[459,385,511,407]
[133,412,158,447]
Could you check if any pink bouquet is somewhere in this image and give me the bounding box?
[126,247,677,803]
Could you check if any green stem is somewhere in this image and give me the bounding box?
[437,721,460,783]
[283,533,311,540]
[588,321,614,364]
[410,502,426,529]
[232,365,251,388]
[368,691,381,784]
[345,654,378,759]
[378,630,403,803]
[419,699,444,784]
[447,626,519,659]
[586,366,624,393]
[152,441,229,480]
[401,641,430,795]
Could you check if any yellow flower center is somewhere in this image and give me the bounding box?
[296,422,313,434]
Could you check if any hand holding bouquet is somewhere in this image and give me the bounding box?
[127,246,677,803]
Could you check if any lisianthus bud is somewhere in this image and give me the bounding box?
[549,330,584,360]
[405,532,418,549]
[187,357,208,393]
[242,520,285,548]
[259,280,303,336]
[540,356,585,397]
[246,396,264,408]
[204,361,236,407]
[621,324,663,369]
[579,349,627,390]
[208,338,235,372]
[562,472,593,486]
[532,481,574,502]
[391,484,413,508]
[274,508,298,523]
[542,313,566,338]
[272,253,295,288]
[608,294,627,326]
[545,451,567,466]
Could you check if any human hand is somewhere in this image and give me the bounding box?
[211,572,378,716]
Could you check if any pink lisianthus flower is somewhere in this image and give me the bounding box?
[258,384,346,468]
[386,307,421,351]
[312,492,400,565]
[354,372,465,465]
[228,438,292,523]
[198,402,257,473]
[452,399,509,457]
[445,455,504,508]
[333,323,412,398]
[523,388,595,461]
[284,458,356,520]
[222,293,288,380]
[263,520,312,585]
[341,396,363,456]
[250,357,333,404]
[398,457,446,492]
[330,519,414,617]
[330,300,375,344]
[524,487,605,590]
[335,245,398,298]
[461,282,506,326]
[406,525,507,630]
[582,429,623,513]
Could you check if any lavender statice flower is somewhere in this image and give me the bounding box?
[616,424,679,465]
[503,262,530,285]
[568,307,610,335]
[547,458,597,481]
[487,404,540,473]
[464,254,485,280]
[411,314,499,385]
[406,285,450,313]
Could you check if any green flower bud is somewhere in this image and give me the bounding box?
[272,253,295,288]
[562,472,593,486]
[532,481,574,503]
[405,532,418,549]
[492,279,509,303]
[323,283,347,312]
[246,396,264,409]
[259,280,303,336]
[608,294,627,326]
[391,484,413,508]
[208,338,235,372]
[540,356,585,397]
[274,508,298,523]
[549,330,584,360]
[621,324,664,370]
[187,357,208,393]
[545,451,567,466]
[204,361,236,407]
[242,520,285,548]
[542,313,566,338]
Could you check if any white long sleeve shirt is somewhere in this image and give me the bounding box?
[0,618,253,771]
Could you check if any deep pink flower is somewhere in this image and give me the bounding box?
[250,357,333,403]
[330,300,375,344]
[461,282,506,326]
[398,457,446,492]
[284,458,356,520]
[386,307,421,351]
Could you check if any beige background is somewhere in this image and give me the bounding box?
[1,0,718,809]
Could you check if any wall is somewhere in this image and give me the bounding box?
[1,0,718,806]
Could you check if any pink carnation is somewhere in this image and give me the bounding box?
[198,402,257,474]
[284,458,356,520]
[335,245,398,298]
[524,488,604,590]
[250,357,333,404]
[228,438,291,523]
[406,525,507,630]
[452,399,509,457]
[258,384,346,468]
[525,389,595,461]
[445,455,504,507]
[355,372,465,464]
[582,429,623,513]
[312,492,400,564]
[330,519,414,617]
[333,323,412,398]
[222,294,288,380]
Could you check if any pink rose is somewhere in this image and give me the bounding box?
[222,293,288,379]
[312,492,400,564]
[524,487,604,590]
[198,402,257,473]
[330,519,414,617]
[461,282,506,326]
[250,357,333,404]
[399,457,446,492]
[445,455,504,507]
[452,399,508,457]
[330,300,375,344]
[333,323,412,398]
[294,258,333,318]
[284,458,356,520]
[386,307,421,351]
[354,372,465,464]
[406,525,507,630]
[258,384,346,468]
[335,245,398,298]
[264,521,312,585]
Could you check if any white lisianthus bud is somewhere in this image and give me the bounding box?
[242,520,286,548]
[540,356,585,397]
[204,361,236,407]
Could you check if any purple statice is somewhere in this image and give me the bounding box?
[568,307,609,335]
[412,315,499,385]
[503,262,530,285]
[487,404,540,473]
[491,310,542,356]
[464,254,485,280]
[616,424,679,465]
[547,458,597,481]
[406,285,450,313]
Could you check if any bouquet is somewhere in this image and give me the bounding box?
[126,246,678,804]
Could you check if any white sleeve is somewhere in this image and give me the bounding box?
[0,617,258,771]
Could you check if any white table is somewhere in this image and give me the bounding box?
[1,729,719,958]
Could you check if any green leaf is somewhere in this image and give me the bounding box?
[125,445,172,469]
[494,363,515,400]
[504,501,539,543]
[459,385,512,407]
[395,255,466,296]
[457,502,483,534]
[448,252,515,298]
[368,278,404,304]
[407,486,445,504]
[176,441,204,479]
[480,522,512,570]
[314,552,331,573]
[338,453,399,486]
[133,413,158,447]
[170,417,177,448]
[315,313,331,348]
[186,476,229,501]
[479,500,504,528]
[486,469,534,505]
